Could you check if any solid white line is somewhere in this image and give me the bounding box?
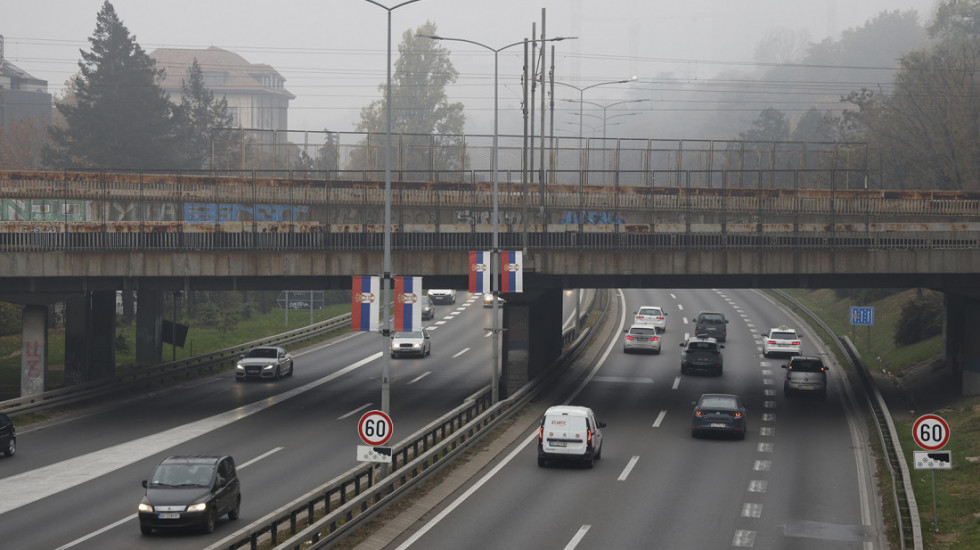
[407,372,430,385]
[53,447,282,550]
[452,347,470,358]
[0,352,382,516]
[338,403,373,420]
[652,410,667,428]
[564,525,592,550]
[618,456,640,481]
[394,430,539,549]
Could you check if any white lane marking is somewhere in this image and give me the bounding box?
[672,376,681,390]
[452,348,470,358]
[339,403,373,420]
[683,317,689,324]
[435,320,448,325]
[652,410,667,428]
[484,331,492,338]
[564,525,592,550]
[753,460,772,471]
[732,529,756,547]
[763,389,775,397]
[52,447,282,550]
[670,293,677,299]
[676,304,684,311]
[742,503,763,518]
[394,291,631,550]
[760,427,775,437]
[617,456,640,481]
[407,372,430,385]
[761,413,775,422]
[757,442,774,453]
[0,352,382,515]
[592,376,654,384]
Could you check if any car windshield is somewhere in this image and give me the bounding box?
[701,314,724,323]
[638,308,662,316]
[791,359,824,372]
[629,327,657,336]
[395,331,423,339]
[772,331,798,340]
[151,463,214,487]
[699,396,738,409]
[245,348,278,358]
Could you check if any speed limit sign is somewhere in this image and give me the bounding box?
[912,414,950,451]
[358,410,393,446]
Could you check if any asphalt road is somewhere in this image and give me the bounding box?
[387,288,881,550]
[0,291,544,550]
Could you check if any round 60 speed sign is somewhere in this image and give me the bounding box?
[912,414,950,451]
[358,410,393,446]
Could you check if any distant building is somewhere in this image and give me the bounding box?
[150,46,295,138]
[0,35,53,130]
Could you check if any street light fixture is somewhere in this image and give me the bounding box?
[421,32,574,403]
[362,0,423,416]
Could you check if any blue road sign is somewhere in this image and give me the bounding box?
[850,306,875,326]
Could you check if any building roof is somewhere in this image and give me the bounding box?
[0,59,47,89]
[149,46,294,100]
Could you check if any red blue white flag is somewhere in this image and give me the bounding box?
[500,251,523,293]
[351,276,380,332]
[394,276,423,332]
[468,251,491,293]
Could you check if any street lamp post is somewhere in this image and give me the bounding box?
[362,0,423,416]
[421,33,573,403]
[553,77,637,334]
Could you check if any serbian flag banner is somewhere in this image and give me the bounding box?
[351,276,380,332]
[500,251,523,292]
[469,251,491,293]
[394,276,423,332]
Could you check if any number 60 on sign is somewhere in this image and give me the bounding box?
[912,414,950,451]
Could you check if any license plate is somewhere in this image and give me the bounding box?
[710,423,726,428]
[158,512,180,519]
[549,440,566,447]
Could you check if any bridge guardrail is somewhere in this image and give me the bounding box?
[204,289,606,550]
[0,314,352,417]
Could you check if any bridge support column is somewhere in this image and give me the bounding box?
[65,295,90,385]
[501,289,563,399]
[20,305,47,396]
[136,290,163,365]
[90,291,117,379]
[946,293,980,396]
[64,292,117,383]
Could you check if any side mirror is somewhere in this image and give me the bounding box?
[679,342,685,347]
[598,421,607,428]
[782,364,788,369]
[719,344,725,349]
[691,400,698,407]
[142,480,148,488]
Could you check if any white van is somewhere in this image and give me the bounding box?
[537,405,605,468]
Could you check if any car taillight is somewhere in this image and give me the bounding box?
[734,412,742,418]
[587,429,593,443]
[767,340,777,345]
[695,410,703,416]
[625,335,635,340]
[657,316,664,320]
[538,427,543,441]
[792,341,801,345]
[652,336,659,341]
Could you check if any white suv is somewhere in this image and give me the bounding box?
[537,405,605,468]
[762,326,802,357]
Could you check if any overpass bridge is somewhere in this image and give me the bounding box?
[1,166,978,398]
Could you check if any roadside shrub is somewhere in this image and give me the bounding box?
[894,290,943,346]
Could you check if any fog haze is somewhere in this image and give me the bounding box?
[4,0,940,138]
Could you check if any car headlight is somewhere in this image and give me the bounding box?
[262,363,275,371]
[186,502,208,512]
[138,502,154,513]
[235,363,244,371]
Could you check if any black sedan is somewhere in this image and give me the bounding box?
[0,413,15,457]
[691,393,746,439]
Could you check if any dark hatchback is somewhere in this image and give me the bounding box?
[693,312,729,342]
[0,412,15,457]
[692,393,746,439]
[679,336,724,376]
[138,455,241,535]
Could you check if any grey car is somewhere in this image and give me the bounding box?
[623,324,662,353]
[390,329,431,358]
[235,346,294,381]
[693,312,729,342]
[783,355,829,399]
[692,393,746,439]
[679,336,724,376]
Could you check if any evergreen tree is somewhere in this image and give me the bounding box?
[173,59,236,170]
[739,108,791,141]
[353,21,466,176]
[43,1,177,169]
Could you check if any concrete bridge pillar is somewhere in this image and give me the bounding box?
[501,289,564,399]
[946,293,980,396]
[20,305,47,396]
[64,292,117,383]
[136,290,163,365]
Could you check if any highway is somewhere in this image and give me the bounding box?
[388,289,880,550]
[0,291,527,550]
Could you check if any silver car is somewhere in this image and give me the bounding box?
[623,324,662,353]
[390,329,431,358]
[235,346,293,381]
[634,305,668,333]
[783,355,829,399]
[762,326,802,357]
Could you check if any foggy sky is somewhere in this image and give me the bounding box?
[4,0,940,138]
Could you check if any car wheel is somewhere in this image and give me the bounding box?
[3,437,15,457]
[537,457,546,467]
[228,495,241,520]
[140,523,152,535]
[202,508,217,533]
[585,456,594,469]
[691,429,698,438]
[288,362,294,377]
[681,365,688,375]
[595,446,602,460]
[738,430,746,440]
[716,367,723,376]
[820,390,827,401]
[274,367,281,380]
